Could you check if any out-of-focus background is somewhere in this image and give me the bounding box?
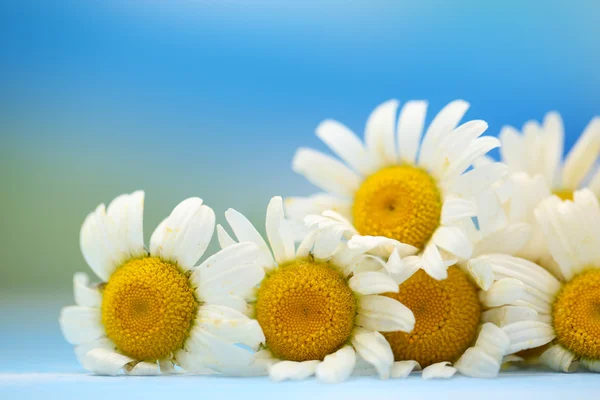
[1,0,599,396]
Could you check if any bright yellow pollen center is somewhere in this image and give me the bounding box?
[101,257,198,361]
[255,259,356,362]
[352,165,442,249]
[383,267,481,367]
[553,189,574,201]
[553,269,600,359]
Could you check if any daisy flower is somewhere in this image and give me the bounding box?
[306,213,518,379]
[215,196,416,383]
[473,189,600,372]
[497,113,600,261]
[287,99,505,280]
[59,191,266,375]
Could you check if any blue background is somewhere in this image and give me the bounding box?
[1,0,599,397]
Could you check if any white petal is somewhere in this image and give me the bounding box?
[225,207,275,271]
[105,190,146,260]
[192,242,265,303]
[149,198,215,271]
[390,360,421,378]
[467,256,495,290]
[174,349,214,374]
[315,346,356,383]
[482,306,540,327]
[265,196,296,264]
[313,228,345,262]
[196,305,265,350]
[432,226,473,260]
[292,148,362,197]
[73,273,102,308]
[224,349,276,377]
[419,100,470,168]
[441,197,477,225]
[284,194,352,227]
[502,321,555,354]
[59,306,104,345]
[475,188,508,238]
[454,347,500,378]
[581,358,600,373]
[432,120,489,177]
[82,348,132,376]
[481,278,551,314]
[562,117,600,189]
[269,360,320,382]
[472,223,532,258]
[442,136,500,181]
[540,344,578,373]
[422,362,457,379]
[316,119,379,176]
[588,167,600,197]
[421,243,451,280]
[125,361,160,376]
[74,338,114,365]
[295,229,318,260]
[499,125,525,173]
[347,235,417,259]
[542,112,564,188]
[183,327,255,374]
[449,162,509,198]
[349,271,399,295]
[365,99,399,166]
[350,254,387,275]
[351,328,394,379]
[216,224,237,249]
[356,295,415,333]
[388,255,421,285]
[397,100,427,164]
[473,323,510,361]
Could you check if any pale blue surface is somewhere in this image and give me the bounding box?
[1,292,598,399]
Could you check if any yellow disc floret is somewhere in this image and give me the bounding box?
[553,269,600,360]
[255,259,356,362]
[101,257,198,361]
[553,190,574,201]
[383,267,481,367]
[352,165,442,249]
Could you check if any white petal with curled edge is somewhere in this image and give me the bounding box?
[454,347,500,378]
[192,242,265,304]
[224,207,275,271]
[266,196,296,264]
[74,338,114,365]
[540,344,578,373]
[388,255,421,285]
[581,358,600,372]
[174,349,215,374]
[316,119,379,176]
[269,360,320,382]
[196,304,265,350]
[391,360,421,378]
[149,198,215,271]
[422,362,457,379]
[467,256,494,290]
[124,361,160,376]
[350,327,394,379]
[315,346,356,383]
[82,348,133,376]
[397,100,427,165]
[365,99,399,166]
[349,271,399,295]
[73,273,102,308]
[481,306,539,327]
[59,306,104,345]
[432,226,473,260]
[356,295,414,333]
[502,321,555,354]
[347,235,417,259]
[292,147,362,198]
[473,323,510,361]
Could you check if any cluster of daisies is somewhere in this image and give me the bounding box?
[59,99,600,382]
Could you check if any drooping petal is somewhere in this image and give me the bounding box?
[269,360,320,382]
[390,360,421,378]
[315,346,356,383]
[349,271,399,295]
[195,305,265,351]
[431,226,473,260]
[356,295,415,333]
[350,328,394,379]
[82,348,133,376]
[539,344,578,373]
[422,362,457,379]
[502,321,555,354]
[124,361,160,376]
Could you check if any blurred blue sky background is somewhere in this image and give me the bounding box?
[1,0,600,292]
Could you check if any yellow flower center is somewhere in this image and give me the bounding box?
[255,259,356,362]
[101,257,198,361]
[553,269,600,360]
[553,189,574,201]
[383,267,481,367]
[352,165,442,249]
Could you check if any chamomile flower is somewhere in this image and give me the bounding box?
[59,191,265,375]
[287,99,505,280]
[306,213,516,379]
[215,197,416,383]
[497,113,600,261]
[473,189,600,373]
